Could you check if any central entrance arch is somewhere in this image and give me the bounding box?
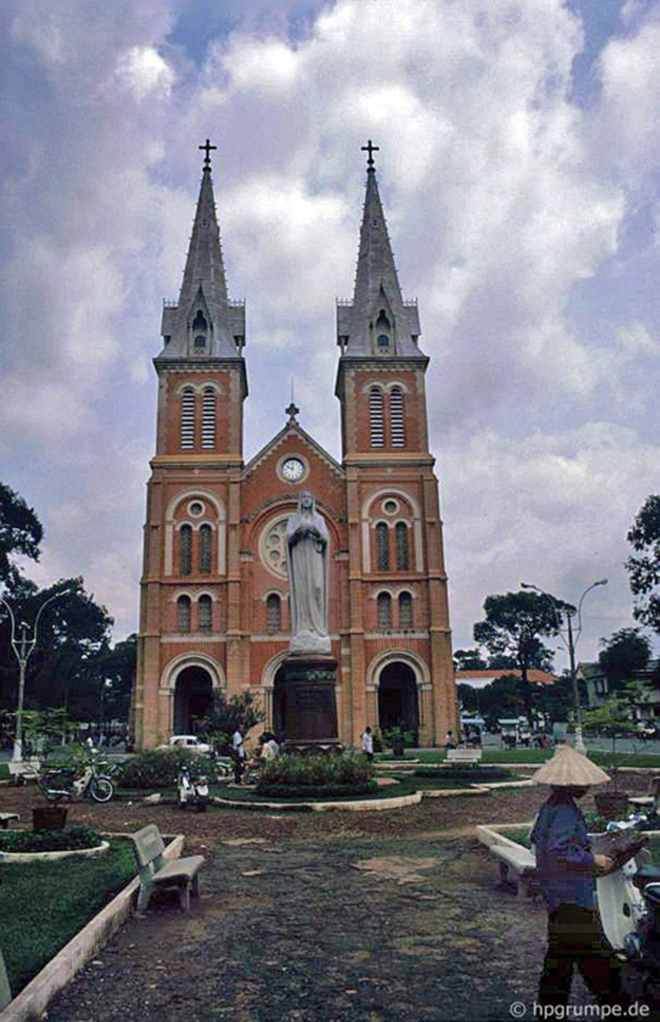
[378,662,419,741]
[174,665,213,734]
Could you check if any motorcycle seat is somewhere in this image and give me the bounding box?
[635,865,660,887]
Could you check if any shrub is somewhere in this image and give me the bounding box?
[0,825,103,853]
[117,748,214,789]
[256,753,374,795]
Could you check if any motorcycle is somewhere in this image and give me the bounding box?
[177,762,210,812]
[595,810,660,1001]
[36,755,115,804]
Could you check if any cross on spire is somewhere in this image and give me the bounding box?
[361,139,379,171]
[199,138,217,169]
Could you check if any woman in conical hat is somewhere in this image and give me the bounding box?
[530,744,629,1009]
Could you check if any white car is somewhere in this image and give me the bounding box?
[158,735,211,754]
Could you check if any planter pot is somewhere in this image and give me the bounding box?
[594,791,630,821]
[33,806,68,832]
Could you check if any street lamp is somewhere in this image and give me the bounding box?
[0,590,71,763]
[521,579,608,755]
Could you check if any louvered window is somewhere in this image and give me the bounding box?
[399,592,413,629]
[390,386,406,447]
[369,387,384,448]
[396,522,410,571]
[199,525,212,573]
[201,388,216,449]
[198,594,212,630]
[179,525,192,576]
[266,594,281,631]
[177,595,191,633]
[376,522,390,571]
[181,388,195,449]
[377,592,392,629]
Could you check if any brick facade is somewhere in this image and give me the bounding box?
[134,154,457,749]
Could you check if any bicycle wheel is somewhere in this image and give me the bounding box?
[90,776,114,802]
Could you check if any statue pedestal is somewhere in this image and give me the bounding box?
[282,655,341,754]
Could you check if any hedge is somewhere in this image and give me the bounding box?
[117,748,214,789]
[0,825,103,854]
[256,752,374,794]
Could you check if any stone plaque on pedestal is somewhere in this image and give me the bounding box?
[282,656,341,753]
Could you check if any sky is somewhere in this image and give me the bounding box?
[2,0,660,673]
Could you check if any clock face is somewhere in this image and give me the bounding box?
[281,457,304,482]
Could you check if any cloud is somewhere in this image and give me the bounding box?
[1,0,659,663]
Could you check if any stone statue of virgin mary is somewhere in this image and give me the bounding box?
[286,489,331,656]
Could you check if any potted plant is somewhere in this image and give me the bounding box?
[382,726,414,759]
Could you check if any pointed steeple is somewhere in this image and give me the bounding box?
[336,144,423,359]
[158,143,246,362]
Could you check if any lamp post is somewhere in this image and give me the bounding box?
[0,590,70,762]
[520,579,608,755]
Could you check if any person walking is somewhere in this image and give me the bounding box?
[361,726,374,763]
[231,726,246,785]
[530,745,630,1009]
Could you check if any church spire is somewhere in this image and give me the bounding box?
[336,142,423,359]
[158,142,246,361]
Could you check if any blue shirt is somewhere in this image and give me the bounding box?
[530,792,595,912]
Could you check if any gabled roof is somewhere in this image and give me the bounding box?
[455,669,558,687]
[242,416,344,481]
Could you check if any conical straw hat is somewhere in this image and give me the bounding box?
[531,744,610,786]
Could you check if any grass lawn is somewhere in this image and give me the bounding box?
[413,749,660,767]
[0,763,9,780]
[216,777,420,805]
[0,838,137,998]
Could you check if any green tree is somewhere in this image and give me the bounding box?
[453,648,487,671]
[91,634,137,722]
[478,674,527,729]
[598,628,651,693]
[473,591,558,729]
[0,578,113,716]
[0,482,43,587]
[198,690,265,754]
[627,495,660,632]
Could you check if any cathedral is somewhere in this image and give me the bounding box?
[134,142,457,749]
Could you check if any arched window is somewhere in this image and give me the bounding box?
[377,592,392,629]
[181,389,195,450]
[199,524,212,574]
[399,592,413,629]
[376,310,390,350]
[369,387,384,448]
[177,595,191,633]
[198,594,212,630]
[179,525,192,576]
[266,594,282,631]
[390,386,406,447]
[375,522,390,571]
[201,388,216,449]
[396,522,410,571]
[192,310,208,331]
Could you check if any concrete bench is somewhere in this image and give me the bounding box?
[131,824,204,913]
[446,748,482,765]
[630,775,660,812]
[490,843,538,899]
[0,813,19,830]
[7,759,41,784]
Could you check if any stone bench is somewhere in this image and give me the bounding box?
[490,843,538,899]
[446,748,482,765]
[629,774,660,812]
[0,813,19,830]
[130,824,205,913]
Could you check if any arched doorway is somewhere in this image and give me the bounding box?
[378,663,419,740]
[272,666,287,739]
[174,666,213,734]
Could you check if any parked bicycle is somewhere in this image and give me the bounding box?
[36,754,115,804]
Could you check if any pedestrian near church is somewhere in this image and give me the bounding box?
[530,745,630,1009]
[231,727,246,784]
[444,730,456,750]
[361,726,374,762]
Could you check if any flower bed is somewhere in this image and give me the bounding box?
[256,752,374,797]
[0,825,102,854]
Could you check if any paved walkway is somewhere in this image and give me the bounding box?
[44,835,612,1022]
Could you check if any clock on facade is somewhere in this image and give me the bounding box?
[280,457,305,482]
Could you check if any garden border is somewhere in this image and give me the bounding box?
[1,833,184,1022]
[0,841,109,864]
[213,791,423,812]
